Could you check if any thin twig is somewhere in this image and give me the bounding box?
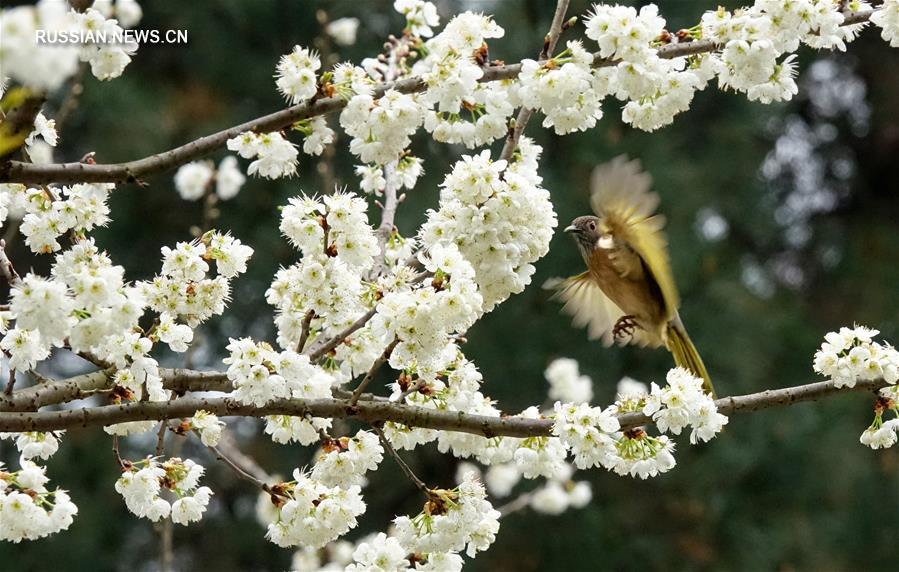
[372,423,431,496]
[297,310,315,353]
[498,490,535,518]
[209,443,270,491]
[0,239,21,286]
[305,306,378,361]
[394,378,424,402]
[212,432,272,483]
[351,338,399,406]
[154,419,169,457]
[4,367,16,396]
[112,434,127,470]
[53,62,88,134]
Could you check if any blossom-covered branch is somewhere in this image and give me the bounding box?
[0,7,876,185]
[0,374,886,434]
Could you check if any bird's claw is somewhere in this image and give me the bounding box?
[613,315,638,341]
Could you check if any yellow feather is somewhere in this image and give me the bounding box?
[590,156,679,321]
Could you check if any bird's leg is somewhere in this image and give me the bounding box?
[613,315,639,341]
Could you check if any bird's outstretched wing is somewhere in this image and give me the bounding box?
[590,156,680,320]
[544,273,624,346]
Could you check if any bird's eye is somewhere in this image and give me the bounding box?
[587,221,596,231]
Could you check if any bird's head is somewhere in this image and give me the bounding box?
[564,215,604,257]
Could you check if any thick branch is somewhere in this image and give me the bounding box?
[0,368,230,412]
[2,8,873,185]
[0,377,886,435]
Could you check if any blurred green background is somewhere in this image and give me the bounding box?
[3,0,899,570]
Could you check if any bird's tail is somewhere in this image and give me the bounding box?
[666,320,715,397]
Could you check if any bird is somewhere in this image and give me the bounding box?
[547,155,715,396]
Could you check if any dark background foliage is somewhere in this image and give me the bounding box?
[3,1,899,570]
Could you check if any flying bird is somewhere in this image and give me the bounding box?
[548,156,715,396]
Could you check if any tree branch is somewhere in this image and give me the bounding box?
[0,376,886,435]
[371,159,400,279]
[499,0,570,161]
[1,8,873,186]
[350,338,399,406]
[0,368,229,412]
[372,423,431,496]
[304,306,377,361]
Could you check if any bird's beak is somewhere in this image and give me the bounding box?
[564,225,578,234]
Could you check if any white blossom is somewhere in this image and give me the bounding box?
[326,17,360,46]
[394,0,439,37]
[276,46,321,104]
[189,410,225,447]
[174,161,214,201]
[215,156,246,200]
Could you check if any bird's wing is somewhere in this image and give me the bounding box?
[590,156,680,320]
[544,273,624,346]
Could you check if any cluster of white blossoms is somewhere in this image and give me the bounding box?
[643,368,729,444]
[225,338,333,406]
[310,430,384,489]
[420,141,556,311]
[141,230,252,327]
[373,243,483,375]
[224,338,335,444]
[0,431,63,461]
[275,46,321,104]
[394,474,500,559]
[510,408,570,479]
[227,131,299,179]
[519,40,607,134]
[813,325,899,388]
[0,459,78,543]
[0,238,147,373]
[266,469,366,548]
[552,402,621,470]
[173,156,246,201]
[412,13,515,148]
[0,183,112,254]
[268,192,378,354]
[812,326,899,450]
[0,0,140,92]
[347,532,466,571]
[551,367,726,480]
[115,458,213,525]
[340,89,424,165]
